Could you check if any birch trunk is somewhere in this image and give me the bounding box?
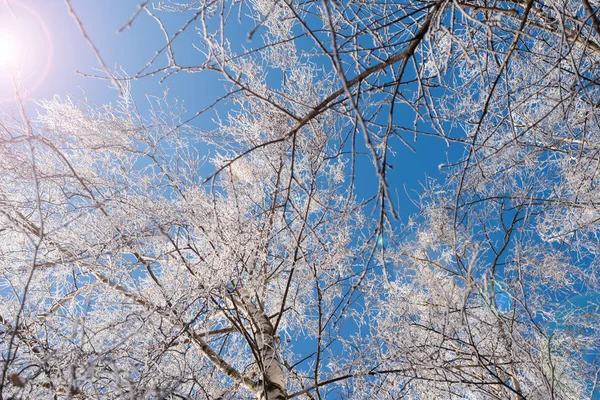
[240,292,287,400]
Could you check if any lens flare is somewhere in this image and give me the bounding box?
[0,1,52,101]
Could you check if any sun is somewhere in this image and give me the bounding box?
[0,32,21,68]
[0,1,52,100]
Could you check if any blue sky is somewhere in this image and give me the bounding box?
[2,1,223,115]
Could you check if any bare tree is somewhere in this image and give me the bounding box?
[0,0,599,398]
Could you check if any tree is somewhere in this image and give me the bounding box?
[0,90,370,399]
[0,0,599,399]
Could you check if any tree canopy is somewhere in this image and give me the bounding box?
[0,0,599,399]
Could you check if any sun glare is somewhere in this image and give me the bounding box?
[0,1,52,101]
[0,33,20,68]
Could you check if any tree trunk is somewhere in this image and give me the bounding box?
[239,292,287,400]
